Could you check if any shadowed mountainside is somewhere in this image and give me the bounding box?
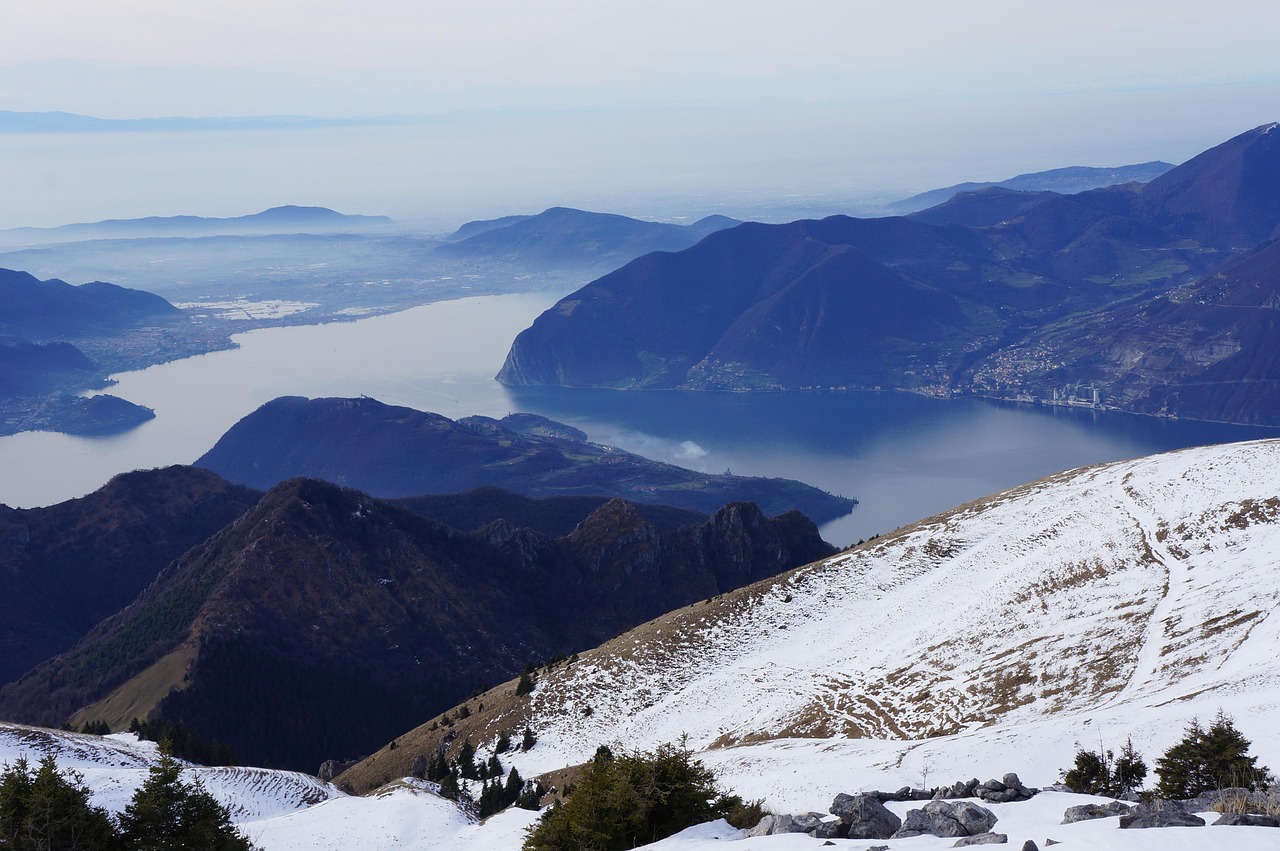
[0,466,261,686]
[0,477,834,772]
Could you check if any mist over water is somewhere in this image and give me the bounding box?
[0,293,1273,546]
[4,85,1278,231]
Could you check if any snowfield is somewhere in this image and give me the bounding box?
[5,439,1280,849]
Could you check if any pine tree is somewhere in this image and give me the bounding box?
[457,740,478,780]
[522,741,739,851]
[117,751,254,850]
[1155,711,1272,799]
[438,770,460,801]
[1062,737,1146,797]
[0,755,119,851]
[521,727,537,751]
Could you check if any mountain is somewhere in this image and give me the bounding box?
[0,206,393,246]
[195,396,854,522]
[906,186,1060,227]
[341,438,1280,819]
[886,161,1175,214]
[498,125,1280,424]
[0,477,834,771]
[0,110,398,134]
[0,267,195,436]
[0,341,94,396]
[392,486,705,537]
[0,267,180,340]
[1130,123,1280,250]
[434,207,740,271]
[990,236,1280,424]
[0,466,261,686]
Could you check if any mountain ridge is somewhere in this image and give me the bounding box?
[0,206,392,247]
[0,476,834,771]
[195,396,855,522]
[342,437,1280,812]
[497,124,1280,425]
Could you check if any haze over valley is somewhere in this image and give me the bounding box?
[4,3,1280,850]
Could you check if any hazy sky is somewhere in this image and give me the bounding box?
[5,1,1280,117]
[2,2,1280,228]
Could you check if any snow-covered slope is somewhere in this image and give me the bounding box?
[398,439,1280,812]
[8,439,1280,850]
[0,723,341,818]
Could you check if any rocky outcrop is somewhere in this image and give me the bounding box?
[1061,800,1133,823]
[829,793,902,839]
[1185,787,1276,814]
[1212,813,1279,827]
[748,812,842,838]
[954,833,1008,846]
[893,800,998,839]
[862,773,1037,805]
[1118,799,1206,829]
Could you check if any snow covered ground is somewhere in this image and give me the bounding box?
[4,439,1280,849]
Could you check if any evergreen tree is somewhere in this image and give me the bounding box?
[1062,737,1146,797]
[1155,711,1272,798]
[117,751,254,850]
[426,752,450,783]
[456,741,478,780]
[0,755,120,851]
[437,770,460,801]
[521,727,537,752]
[523,741,741,851]
[495,733,511,754]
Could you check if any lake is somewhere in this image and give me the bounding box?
[0,292,1275,545]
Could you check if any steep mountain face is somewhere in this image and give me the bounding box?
[434,207,739,272]
[0,466,261,685]
[498,125,1280,424]
[0,267,180,340]
[350,438,1280,803]
[196,396,854,522]
[0,478,833,772]
[1131,122,1280,249]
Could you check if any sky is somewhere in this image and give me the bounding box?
[2,1,1280,227]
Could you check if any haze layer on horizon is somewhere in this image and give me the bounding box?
[2,1,1278,230]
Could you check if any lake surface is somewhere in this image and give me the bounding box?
[0,292,1275,546]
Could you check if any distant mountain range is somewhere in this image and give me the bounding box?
[196,396,854,522]
[886,161,1175,214]
[0,267,189,434]
[435,207,740,271]
[499,124,1280,426]
[0,267,179,340]
[0,206,393,247]
[0,110,402,134]
[0,474,833,771]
